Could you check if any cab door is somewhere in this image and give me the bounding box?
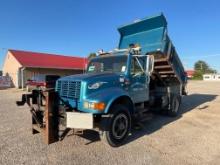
[129,56,150,103]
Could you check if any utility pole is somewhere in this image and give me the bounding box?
[200,62,203,71]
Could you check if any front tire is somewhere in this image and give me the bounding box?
[102,104,131,147]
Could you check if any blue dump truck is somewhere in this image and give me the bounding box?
[17,14,187,147]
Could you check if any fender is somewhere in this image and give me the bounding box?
[85,87,133,114]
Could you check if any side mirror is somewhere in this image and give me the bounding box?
[146,55,154,74]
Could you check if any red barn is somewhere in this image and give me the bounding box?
[2,49,87,88]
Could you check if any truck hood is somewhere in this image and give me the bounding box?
[57,72,124,98]
[58,72,122,83]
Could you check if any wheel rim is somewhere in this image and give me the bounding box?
[112,113,128,140]
[173,98,180,113]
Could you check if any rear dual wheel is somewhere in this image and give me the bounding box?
[167,94,181,117]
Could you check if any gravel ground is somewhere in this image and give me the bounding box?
[0,81,220,165]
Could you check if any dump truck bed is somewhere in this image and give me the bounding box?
[118,13,187,87]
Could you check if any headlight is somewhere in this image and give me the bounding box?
[84,101,105,111]
[88,82,107,89]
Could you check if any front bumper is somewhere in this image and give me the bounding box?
[66,112,94,129]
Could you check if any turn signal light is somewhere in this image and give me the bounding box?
[94,102,105,111]
[84,101,105,111]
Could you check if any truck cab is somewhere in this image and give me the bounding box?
[56,49,154,113]
[56,49,155,146]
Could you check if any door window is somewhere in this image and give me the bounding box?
[131,57,145,76]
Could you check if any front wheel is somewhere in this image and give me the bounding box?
[102,104,131,147]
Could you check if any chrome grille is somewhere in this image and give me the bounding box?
[56,80,81,99]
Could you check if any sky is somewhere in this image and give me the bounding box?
[0,0,220,72]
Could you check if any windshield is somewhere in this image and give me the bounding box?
[87,55,128,74]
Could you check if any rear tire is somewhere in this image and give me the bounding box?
[167,94,181,117]
[102,104,131,147]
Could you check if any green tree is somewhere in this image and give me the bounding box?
[194,60,209,73]
[194,60,216,73]
[0,70,2,76]
[192,70,203,80]
[193,60,216,80]
[88,53,97,59]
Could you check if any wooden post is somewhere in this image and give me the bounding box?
[44,90,59,144]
